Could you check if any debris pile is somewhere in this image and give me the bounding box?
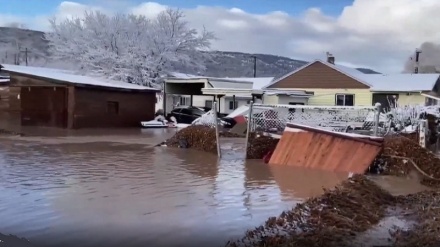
[227,175,394,247]
[166,125,218,153]
[374,135,440,187]
[246,132,279,159]
[391,190,440,247]
[166,125,242,153]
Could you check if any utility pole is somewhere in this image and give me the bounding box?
[19,48,31,66]
[415,48,422,74]
[251,55,257,77]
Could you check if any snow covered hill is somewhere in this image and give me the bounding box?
[0,27,380,78]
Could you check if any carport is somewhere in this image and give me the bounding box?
[163,75,273,114]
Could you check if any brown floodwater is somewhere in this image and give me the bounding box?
[0,128,429,247]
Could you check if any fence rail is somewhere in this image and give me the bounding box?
[247,103,380,134]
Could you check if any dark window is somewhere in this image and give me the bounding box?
[107,101,119,114]
[179,97,190,106]
[288,102,305,105]
[229,100,238,110]
[335,94,354,106]
[205,100,213,109]
[426,98,438,106]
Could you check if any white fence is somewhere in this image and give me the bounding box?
[247,103,381,134]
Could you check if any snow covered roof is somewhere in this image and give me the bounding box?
[0,64,158,91]
[359,74,440,92]
[209,80,252,89]
[0,79,9,83]
[220,77,274,90]
[167,72,200,79]
[263,60,440,92]
[166,72,274,90]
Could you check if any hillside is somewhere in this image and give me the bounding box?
[0,27,380,78]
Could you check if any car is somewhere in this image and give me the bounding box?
[170,106,208,124]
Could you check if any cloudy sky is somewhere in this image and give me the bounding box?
[0,0,438,73]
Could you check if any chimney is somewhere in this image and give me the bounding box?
[415,48,422,74]
[326,52,335,64]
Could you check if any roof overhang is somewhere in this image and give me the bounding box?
[370,90,424,93]
[3,68,159,92]
[263,89,314,98]
[421,92,440,101]
[165,78,208,83]
[201,87,263,96]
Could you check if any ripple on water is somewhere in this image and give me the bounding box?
[0,135,354,247]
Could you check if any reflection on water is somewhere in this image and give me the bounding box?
[0,128,424,247]
[368,175,432,196]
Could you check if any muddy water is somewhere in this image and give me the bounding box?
[0,128,429,247]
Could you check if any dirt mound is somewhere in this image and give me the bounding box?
[375,135,440,187]
[227,175,394,247]
[246,132,279,159]
[391,190,440,247]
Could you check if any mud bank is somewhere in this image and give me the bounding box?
[227,175,395,247]
[371,135,440,187]
[0,233,34,247]
[392,190,440,246]
[227,172,440,247]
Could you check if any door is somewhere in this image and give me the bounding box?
[20,87,68,128]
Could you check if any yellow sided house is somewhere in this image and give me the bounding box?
[262,58,440,110]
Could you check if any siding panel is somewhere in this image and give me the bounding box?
[73,87,156,128]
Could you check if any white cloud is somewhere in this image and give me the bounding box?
[1,0,439,73]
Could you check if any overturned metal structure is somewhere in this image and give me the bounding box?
[269,123,384,174]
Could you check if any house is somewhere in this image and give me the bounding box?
[162,73,274,114]
[263,55,440,111]
[0,64,159,131]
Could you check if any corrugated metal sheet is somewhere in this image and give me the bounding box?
[269,123,383,174]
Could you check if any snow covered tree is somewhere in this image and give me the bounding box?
[44,8,215,88]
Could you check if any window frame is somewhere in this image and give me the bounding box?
[205,100,213,109]
[179,96,190,106]
[228,100,238,110]
[335,94,355,106]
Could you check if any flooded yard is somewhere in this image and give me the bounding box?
[0,128,428,247]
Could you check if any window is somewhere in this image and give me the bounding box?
[288,102,305,105]
[426,98,438,106]
[335,94,354,106]
[107,101,119,114]
[229,100,238,110]
[205,100,213,109]
[179,96,190,106]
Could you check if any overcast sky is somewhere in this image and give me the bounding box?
[1,0,438,73]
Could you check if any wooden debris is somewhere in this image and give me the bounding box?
[246,132,279,159]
